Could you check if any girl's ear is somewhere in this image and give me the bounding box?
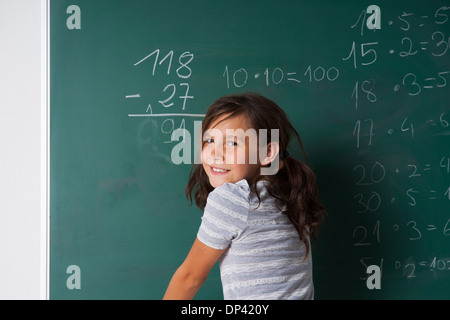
[260,142,280,166]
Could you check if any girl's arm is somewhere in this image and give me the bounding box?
[163,238,226,300]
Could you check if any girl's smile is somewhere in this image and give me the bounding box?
[209,166,231,175]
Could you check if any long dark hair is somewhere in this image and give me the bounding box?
[186,93,325,257]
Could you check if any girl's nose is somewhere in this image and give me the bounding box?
[212,144,224,162]
[203,142,224,165]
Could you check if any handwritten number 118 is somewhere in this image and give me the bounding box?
[134,49,194,79]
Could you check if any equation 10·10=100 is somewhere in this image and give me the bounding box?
[222,65,340,89]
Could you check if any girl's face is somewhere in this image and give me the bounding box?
[201,114,262,188]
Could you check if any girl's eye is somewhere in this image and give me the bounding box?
[204,138,214,144]
[227,141,238,147]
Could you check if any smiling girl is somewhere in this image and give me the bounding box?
[163,93,325,300]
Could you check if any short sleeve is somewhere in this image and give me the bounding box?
[196,179,250,250]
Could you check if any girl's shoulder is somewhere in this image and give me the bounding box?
[207,179,251,209]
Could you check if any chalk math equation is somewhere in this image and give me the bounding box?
[345,5,450,287]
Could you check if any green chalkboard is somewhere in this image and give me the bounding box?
[50,0,450,299]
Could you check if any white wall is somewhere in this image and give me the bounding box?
[0,0,47,299]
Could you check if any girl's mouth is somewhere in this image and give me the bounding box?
[210,166,230,175]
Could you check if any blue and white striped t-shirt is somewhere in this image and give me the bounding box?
[197,179,314,300]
